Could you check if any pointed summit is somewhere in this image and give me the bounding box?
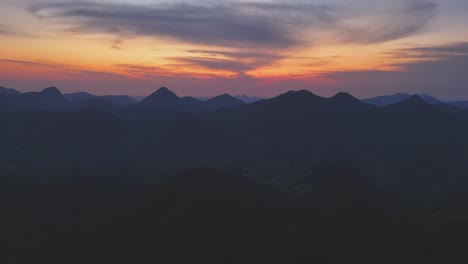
[140,87,183,110]
[408,94,425,102]
[141,87,179,105]
[330,92,361,103]
[153,87,178,99]
[400,95,428,106]
[384,94,432,114]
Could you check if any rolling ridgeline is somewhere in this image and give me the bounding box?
[1,86,468,263]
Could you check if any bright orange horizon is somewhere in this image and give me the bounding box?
[1,0,468,99]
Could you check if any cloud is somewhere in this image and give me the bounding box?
[0,25,29,37]
[28,1,319,49]
[28,0,439,49]
[402,42,468,56]
[317,42,468,99]
[169,50,285,73]
[0,59,123,78]
[336,1,438,44]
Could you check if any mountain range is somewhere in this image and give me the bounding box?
[363,93,468,108]
[2,85,468,262]
[1,86,468,198]
[0,86,246,112]
[3,86,468,110]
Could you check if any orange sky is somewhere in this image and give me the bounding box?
[1,0,468,99]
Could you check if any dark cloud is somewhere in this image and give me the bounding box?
[29,1,321,49]
[402,42,468,55]
[28,1,438,49]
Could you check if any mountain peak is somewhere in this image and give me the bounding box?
[407,94,426,104]
[206,93,245,109]
[141,87,179,105]
[283,90,313,96]
[385,94,430,111]
[275,90,323,101]
[209,94,239,101]
[41,87,63,97]
[0,87,20,95]
[154,87,178,97]
[332,92,358,100]
[215,93,234,99]
[330,92,362,103]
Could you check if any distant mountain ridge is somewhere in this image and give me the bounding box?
[364,93,468,109]
[0,87,20,95]
[139,87,245,112]
[64,92,137,106]
[10,87,69,111]
[3,86,468,113]
[363,93,442,106]
[1,86,468,206]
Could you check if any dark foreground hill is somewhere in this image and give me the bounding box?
[1,167,467,264]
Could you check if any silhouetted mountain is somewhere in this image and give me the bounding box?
[66,92,137,107]
[0,87,20,110]
[3,86,468,262]
[140,87,245,112]
[244,90,326,114]
[384,94,430,111]
[64,92,95,104]
[0,87,20,95]
[141,87,179,107]
[419,94,443,104]
[330,92,369,107]
[11,87,68,111]
[364,93,443,106]
[205,94,245,110]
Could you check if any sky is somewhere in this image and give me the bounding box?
[1,0,468,99]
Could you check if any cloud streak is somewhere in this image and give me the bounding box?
[28,0,439,49]
[318,42,468,99]
[0,59,123,78]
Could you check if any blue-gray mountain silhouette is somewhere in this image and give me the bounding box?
[364,93,443,106]
[0,87,20,95]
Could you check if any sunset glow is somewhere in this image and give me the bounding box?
[1,0,468,98]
